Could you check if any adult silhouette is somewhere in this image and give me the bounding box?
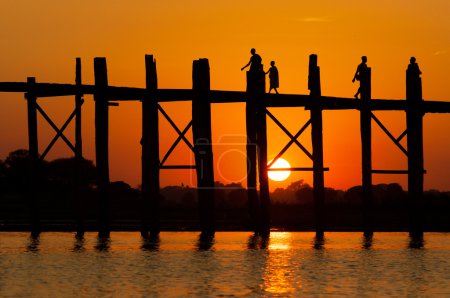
[265,61,279,94]
[241,48,262,72]
[407,57,422,77]
[352,56,368,99]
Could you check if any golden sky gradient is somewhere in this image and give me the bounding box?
[0,0,449,191]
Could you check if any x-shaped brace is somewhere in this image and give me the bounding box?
[37,100,84,161]
[266,109,313,168]
[157,104,195,167]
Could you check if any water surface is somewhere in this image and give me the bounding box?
[0,232,449,297]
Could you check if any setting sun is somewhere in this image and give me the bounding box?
[268,158,291,182]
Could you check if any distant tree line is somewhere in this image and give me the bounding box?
[0,149,449,230]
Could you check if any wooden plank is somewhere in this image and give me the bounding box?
[141,54,160,238]
[268,167,329,171]
[372,169,409,174]
[192,58,215,237]
[94,57,110,238]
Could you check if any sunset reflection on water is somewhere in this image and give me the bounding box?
[0,232,449,297]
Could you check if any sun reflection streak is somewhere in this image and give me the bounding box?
[261,232,298,295]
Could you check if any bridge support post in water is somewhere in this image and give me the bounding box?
[74,58,85,237]
[360,67,373,236]
[141,54,160,238]
[308,54,325,236]
[246,71,259,234]
[406,64,424,237]
[247,69,269,235]
[26,77,40,236]
[94,57,110,238]
[192,58,215,237]
[256,78,270,236]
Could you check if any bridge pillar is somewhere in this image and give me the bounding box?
[141,54,160,238]
[94,57,110,238]
[26,77,40,236]
[192,58,215,237]
[74,58,85,238]
[246,69,269,235]
[308,54,325,236]
[360,67,373,236]
[406,63,424,237]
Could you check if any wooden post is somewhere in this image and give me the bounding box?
[26,77,40,236]
[74,58,84,237]
[360,67,373,236]
[141,54,160,238]
[192,58,215,236]
[256,76,270,236]
[246,71,259,233]
[406,63,424,236]
[247,69,269,235]
[94,57,110,238]
[308,54,325,236]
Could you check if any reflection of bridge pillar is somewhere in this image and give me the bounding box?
[360,67,373,236]
[192,58,215,236]
[308,54,325,235]
[406,66,424,236]
[246,70,269,235]
[94,57,110,238]
[141,54,160,238]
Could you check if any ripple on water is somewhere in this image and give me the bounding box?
[0,232,449,297]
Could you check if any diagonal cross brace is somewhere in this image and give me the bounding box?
[157,104,195,168]
[160,120,193,167]
[36,102,82,161]
[371,112,408,156]
[266,109,313,168]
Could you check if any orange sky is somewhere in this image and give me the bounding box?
[0,1,449,191]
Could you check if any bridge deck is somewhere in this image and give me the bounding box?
[0,82,450,113]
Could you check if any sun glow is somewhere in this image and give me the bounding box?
[268,158,291,182]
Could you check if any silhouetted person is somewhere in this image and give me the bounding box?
[266,61,279,94]
[407,57,422,77]
[241,48,262,72]
[352,56,368,99]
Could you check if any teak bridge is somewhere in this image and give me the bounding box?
[1,54,449,239]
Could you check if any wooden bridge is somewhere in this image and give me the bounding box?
[1,54,449,239]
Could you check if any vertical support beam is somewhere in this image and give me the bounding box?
[246,72,259,233]
[74,58,84,237]
[75,58,83,162]
[26,77,40,236]
[360,67,373,236]
[247,69,269,235]
[192,58,215,237]
[256,77,270,236]
[94,57,110,238]
[141,54,160,238]
[308,54,325,236]
[406,65,424,236]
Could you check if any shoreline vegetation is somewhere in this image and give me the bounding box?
[0,149,449,232]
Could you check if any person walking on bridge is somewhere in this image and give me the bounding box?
[265,61,279,94]
[241,48,262,72]
[352,56,368,99]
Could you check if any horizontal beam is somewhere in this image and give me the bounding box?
[372,169,427,174]
[160,165,196,170]
[268,167,330,172]
[1,81,450,113]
